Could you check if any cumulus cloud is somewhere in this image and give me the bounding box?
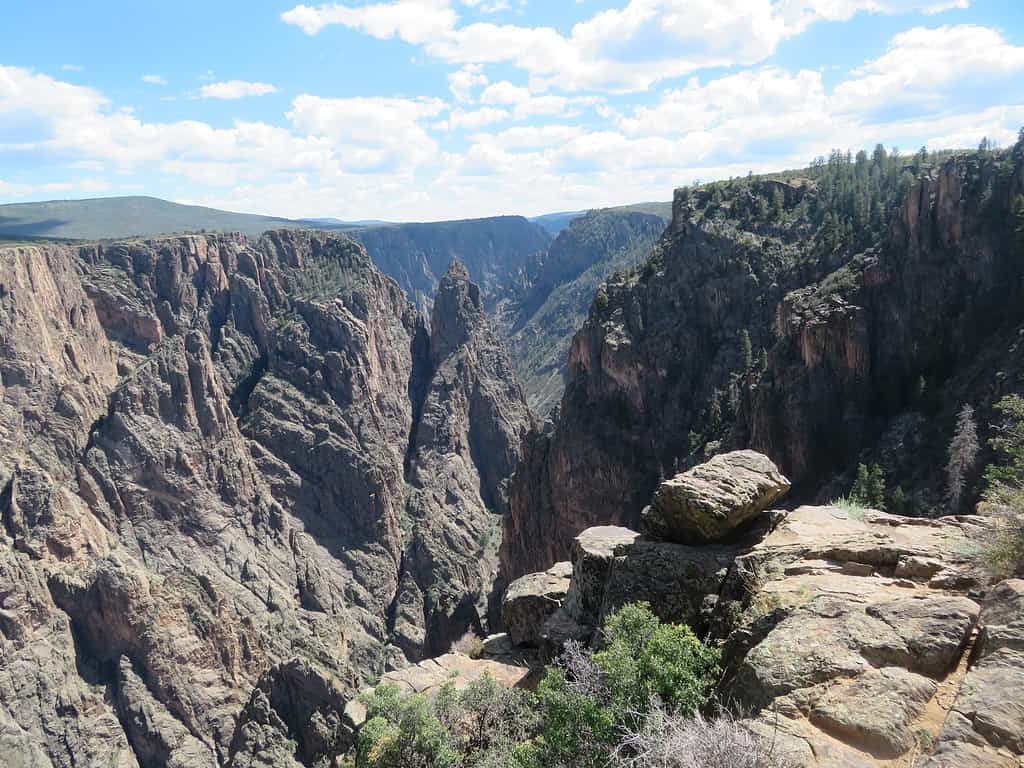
[5,12,1024,222]
[448,64,488,102]
[834,25,1024,113]
[281,0,970,93]
[198,80,279,99]
[442,106,511,130]
[287,94,445,169]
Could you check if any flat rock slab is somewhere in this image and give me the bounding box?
[642,450,790,543]
[809,667,937,758]
[728,505,993,767]
[346,652,532,729]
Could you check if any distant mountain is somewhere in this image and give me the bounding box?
[0,196,302,240]
[495,207,669,413]
[529,201,672,236]
[351,216,553,313]
[298,217,396,228]
[529,211,586,236]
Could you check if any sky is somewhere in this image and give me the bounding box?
[1,0,1023,221]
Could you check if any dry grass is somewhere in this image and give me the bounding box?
[613,709,803,768]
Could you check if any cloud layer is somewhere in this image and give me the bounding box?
[2,2,1023,220]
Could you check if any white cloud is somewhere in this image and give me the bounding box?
[142,74,168,86]
[470,124,586,149]
[198,80,279,99]
[287,94,445,169]
[443,106,511,130]
[61,64,83,72]
[5,11,1024,224]
[835,25,1024,113]
[448,64,488,102]
[282,0,968,93]
[281,1,457,43]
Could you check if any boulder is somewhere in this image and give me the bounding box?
[502,562,572,647]
[642,450,790,543]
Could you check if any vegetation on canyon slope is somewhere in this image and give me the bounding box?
[351,603,801,768]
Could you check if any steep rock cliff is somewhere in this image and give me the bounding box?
[504,148,1024,579]
[493,209,666,414]
[0,230,528,767]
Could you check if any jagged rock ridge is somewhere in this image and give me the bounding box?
[0,230,530,767]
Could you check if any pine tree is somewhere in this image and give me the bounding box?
[739,330,753,372]
[868,464,886,510]
[1012,195,1024,257]
[946,404,980,513]
[851,463,872,505]
[891,486,908,516]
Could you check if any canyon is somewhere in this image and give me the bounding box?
[1,142,1022,766]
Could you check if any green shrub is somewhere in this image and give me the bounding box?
[831,495,867,521]
[356,684,460,768]
[353,605,722,767]
[532,603,722,766]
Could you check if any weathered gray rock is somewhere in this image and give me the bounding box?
[809,667,937,758]
[502,562,571,646]
[115,656,218,768]
[0,233,531,767]
[924,580,1024,766]
[641,450,790,543]
[724,505,991,766]
[599,539,738,632]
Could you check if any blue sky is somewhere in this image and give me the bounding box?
[1,0,1023,220]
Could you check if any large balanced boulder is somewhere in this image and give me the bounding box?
[642,450,791,543]
[502,562,572,646]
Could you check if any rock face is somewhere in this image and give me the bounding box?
[0,232,530,767]
[352,216,551,314]
[641,450,790,543]
[723,506,1004,766]
[493,209,667,414]
[503,151,1024,581]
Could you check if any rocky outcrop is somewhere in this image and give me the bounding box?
[398,260,533,658]
[504,150,1024,582]
[0,231,529,767]
[723,506,1001,766]
[642,450,790,543]
[504,468,1007,767]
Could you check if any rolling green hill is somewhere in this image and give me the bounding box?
[0,196,302,240]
